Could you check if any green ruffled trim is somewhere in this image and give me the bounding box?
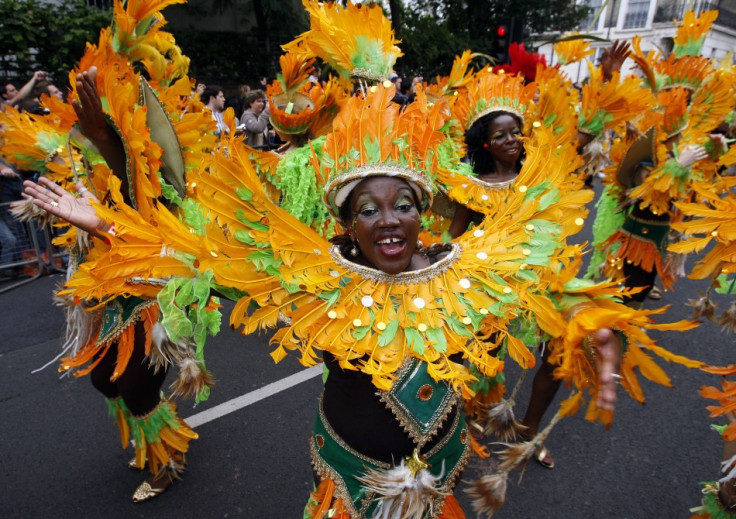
[128,400,181,446]
[586,185,625,279]
[157,272,221,402]
[274,135,329,234]
[106,396,126,418]
[436,136,466,174]
[695,482,736,519]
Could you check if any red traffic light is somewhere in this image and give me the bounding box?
[496,26,507,37]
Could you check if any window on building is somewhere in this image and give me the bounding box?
[623,0,651,29]
[603,0,621,28]
[580,0,605,30]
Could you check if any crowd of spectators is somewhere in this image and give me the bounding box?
[1,71,63,279]
[197,69,425,149]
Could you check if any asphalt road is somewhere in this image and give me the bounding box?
[1,182,733,518]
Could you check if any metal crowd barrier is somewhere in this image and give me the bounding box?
[0,201,66,294]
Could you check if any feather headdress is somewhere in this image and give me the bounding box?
[553,33,595,66]
[110,0,190,85]
[321,84,446,220]
[428,50,480,98]
[577,62,657,138]
[673,9,719,58]
[267,52,349,137]
[284,0,402,82]
[630,36,714,93]
[454,68,536,132]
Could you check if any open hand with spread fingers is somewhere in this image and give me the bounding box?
[23,176,110,238]
[601,40,631,80]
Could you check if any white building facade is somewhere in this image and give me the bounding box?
[536,0,736,84]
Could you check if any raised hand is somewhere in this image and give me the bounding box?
[71,67,115,150]
[601,40,631,81]
[23,176,109,238]
[70,66,129,200]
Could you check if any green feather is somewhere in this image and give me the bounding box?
[585,185,625,279]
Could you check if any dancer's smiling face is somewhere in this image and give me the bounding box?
[348,177,421,275]
[486,113,522,166]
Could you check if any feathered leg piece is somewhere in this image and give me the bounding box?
[120,398,198,476]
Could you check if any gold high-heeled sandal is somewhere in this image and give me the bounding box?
[131,467,174,503]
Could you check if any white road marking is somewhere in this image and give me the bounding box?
[184,364,323,428]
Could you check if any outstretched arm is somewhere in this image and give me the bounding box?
[4,70,46,107]
[449,204,472,239]
[592,328,622,411]
[23,176,110,240]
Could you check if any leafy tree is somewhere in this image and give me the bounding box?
[170,0,307,85]
[0,0,111,85]
[394,0,590,77]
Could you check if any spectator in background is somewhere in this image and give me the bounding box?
[201,85,228,137]
[389,72,408,106]
[308,64,321,84]
[0,160,23,277]
[19,80,65,114]
[407,75,423,103]
[2,71,49,109]
[2,83,18,104]
[238,83,251,98]
[240,89,270,148]
[194,83,206,99]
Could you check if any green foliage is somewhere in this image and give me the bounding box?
[168,29,276,86]
[394,0,590,78]
[0,0,110,84]
[168,0,308,85]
